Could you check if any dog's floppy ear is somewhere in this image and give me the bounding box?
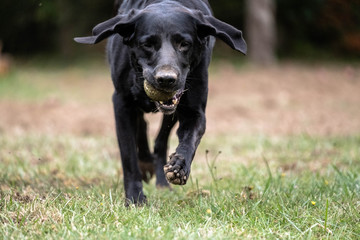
[74,9,141,44]
[195,13,247,55]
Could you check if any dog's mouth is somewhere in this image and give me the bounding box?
[144,80,184,114]
[154,90,184,114]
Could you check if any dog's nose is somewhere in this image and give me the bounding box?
[155,70,178,88]
[157,75,176,86]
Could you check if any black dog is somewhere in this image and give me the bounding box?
[75,0,246,205]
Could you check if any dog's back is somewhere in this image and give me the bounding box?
[117,0,212,15]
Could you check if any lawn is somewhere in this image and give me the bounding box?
[0,59,359,239]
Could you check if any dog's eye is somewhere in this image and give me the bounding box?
[178,41,191,52]
[141,42,154,50]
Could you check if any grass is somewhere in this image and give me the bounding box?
[0,60,359,239]
[0,57,110,103]
[1,134,359,239]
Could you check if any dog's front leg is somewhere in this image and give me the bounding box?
[164,109,206,185]
[113,91,145,205]
[154,114,178,187]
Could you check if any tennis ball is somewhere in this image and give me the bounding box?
[144,80,175,101]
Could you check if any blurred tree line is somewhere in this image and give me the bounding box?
[0,0,359,59]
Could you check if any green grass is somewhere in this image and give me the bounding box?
[1,60,359,238]
[0,58,110,102]
[0,71,51,100]
[1,134,359,239]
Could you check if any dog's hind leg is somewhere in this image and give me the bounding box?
[154,114,178,187]
[136,112,155,183]
[113,92,146,206]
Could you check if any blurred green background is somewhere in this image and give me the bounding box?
[1,0,359,60]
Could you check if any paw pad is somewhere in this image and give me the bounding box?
[163,153,189,185]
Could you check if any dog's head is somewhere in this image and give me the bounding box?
[75,4,246,114]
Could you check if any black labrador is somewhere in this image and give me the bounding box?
[75,0,246,205]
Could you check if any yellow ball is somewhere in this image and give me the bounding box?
[143,80,175,101]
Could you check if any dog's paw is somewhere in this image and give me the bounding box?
[163,153,189,185]
[124,181,147,207]
[125,194,147,207]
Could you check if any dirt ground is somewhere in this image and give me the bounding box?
[1,62,359,137]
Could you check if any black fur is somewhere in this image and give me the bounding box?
[75,0,246,205]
